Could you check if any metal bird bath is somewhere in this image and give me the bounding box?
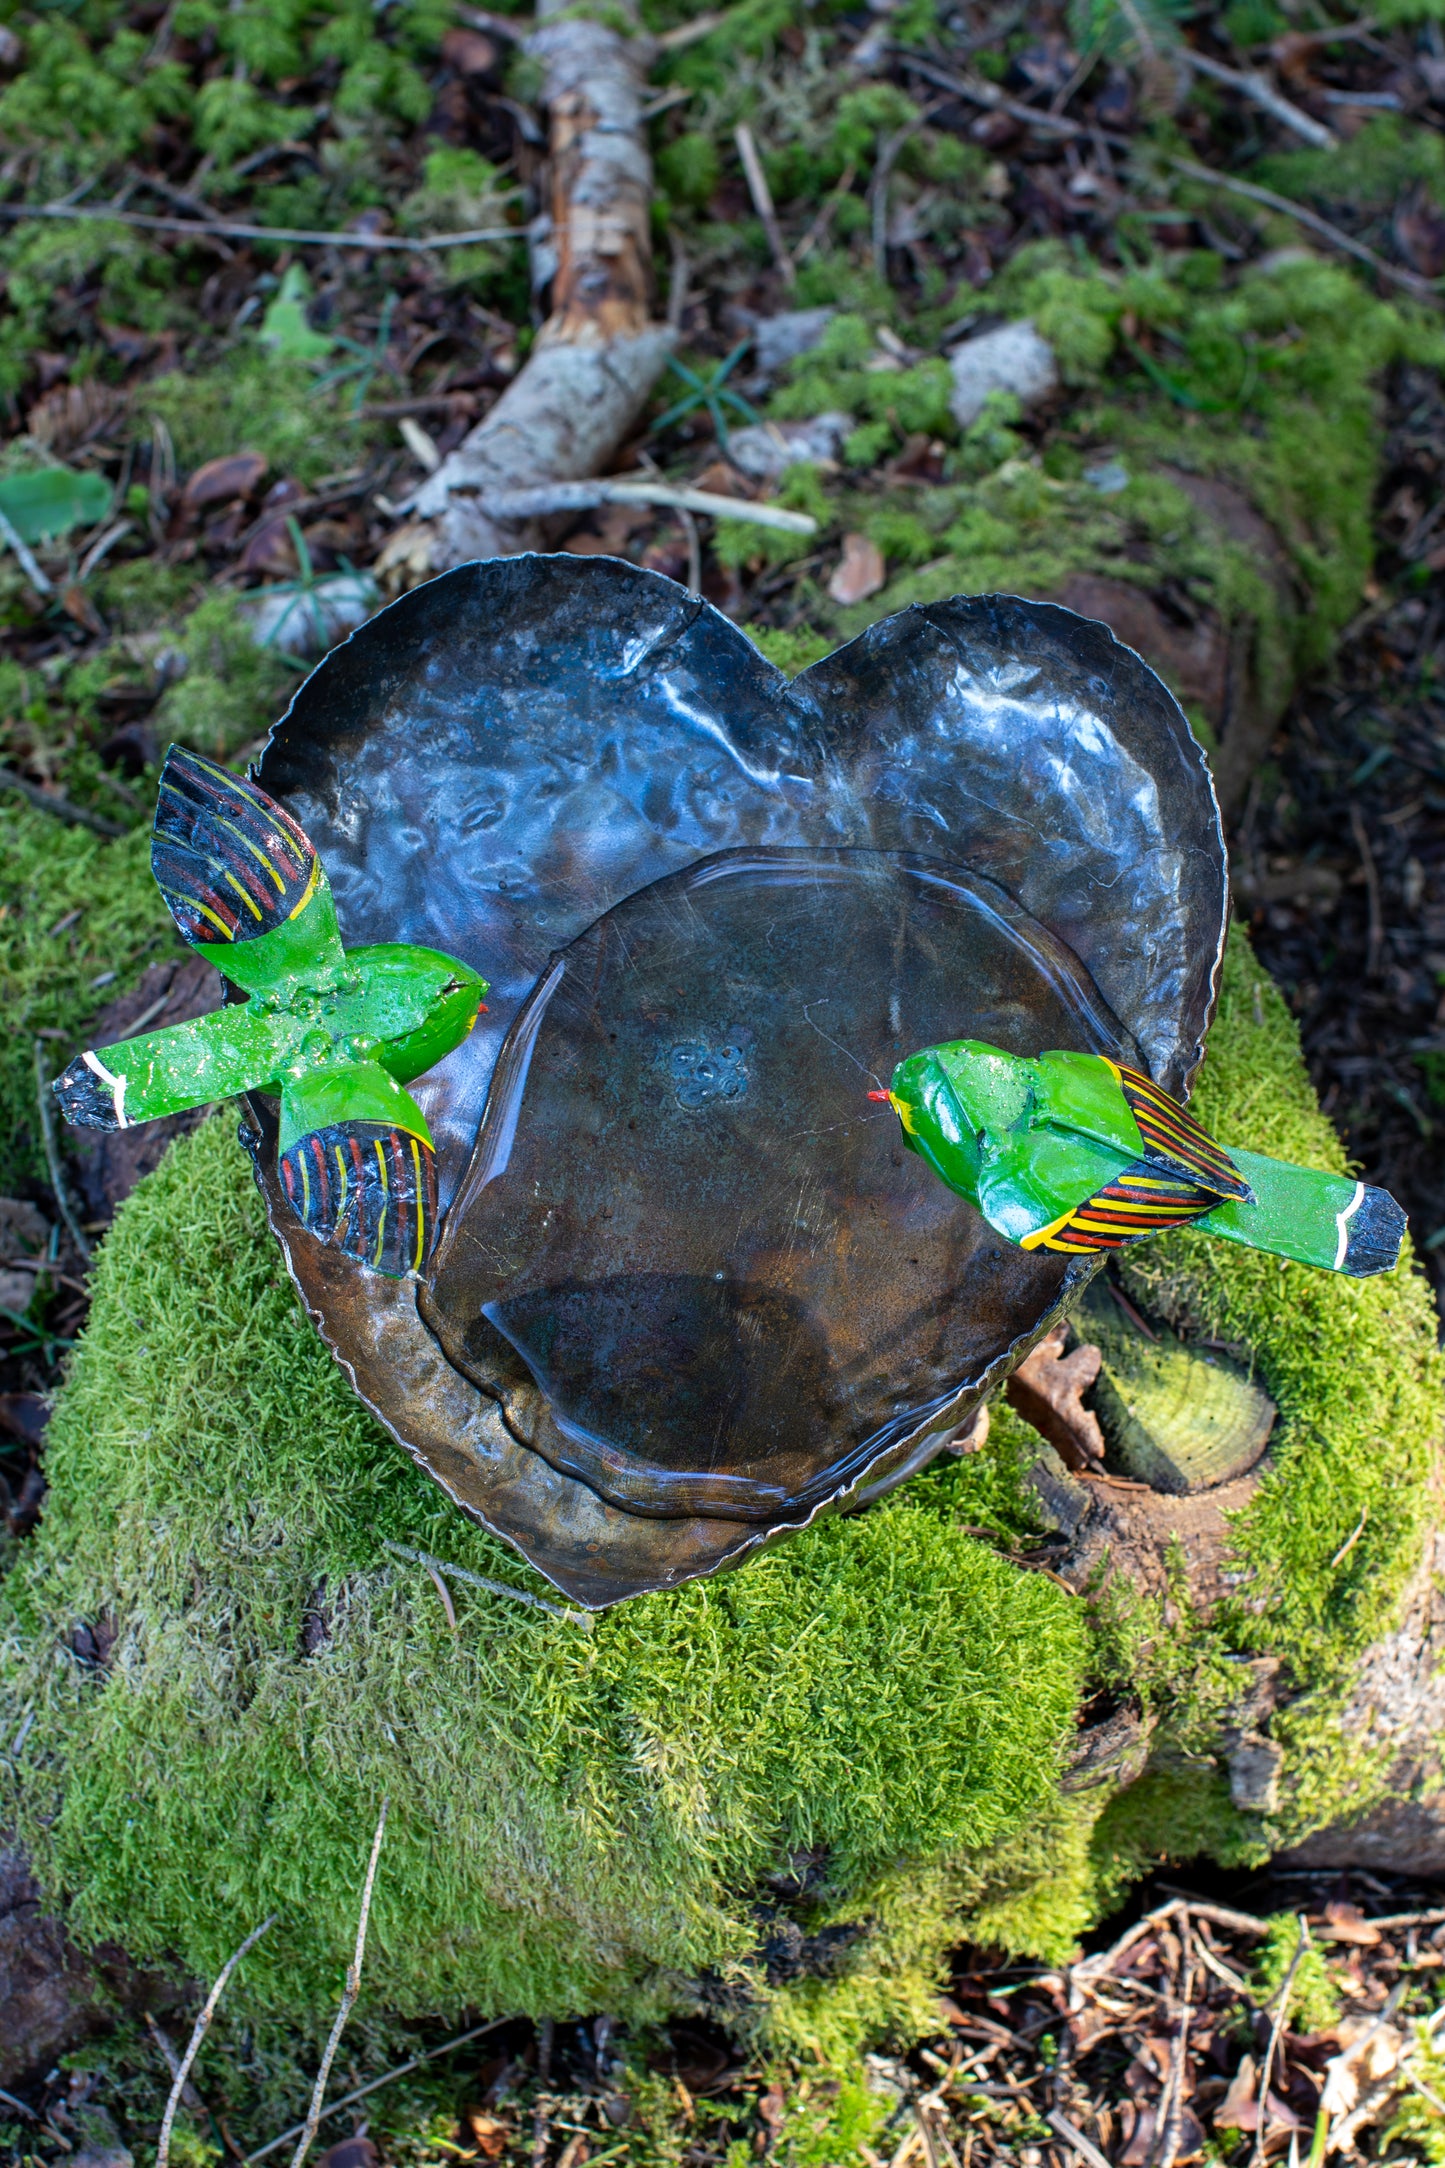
[246,557,1228,1605]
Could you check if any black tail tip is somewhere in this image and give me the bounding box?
[52,1052,123,1131]
[1341,1184,1407,1277]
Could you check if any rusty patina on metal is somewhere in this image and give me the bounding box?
[245,556,1227,1606]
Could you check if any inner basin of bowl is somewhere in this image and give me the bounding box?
[419,846,1138,1522]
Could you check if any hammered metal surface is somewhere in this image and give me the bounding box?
[421,848,1137,1522]
[247,557,1227,1604]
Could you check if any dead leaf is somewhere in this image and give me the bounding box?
[61,583,106,636]
[1323,1902,1383,1948]
[1117,2101,1156,2166]
[442,25,500,72]
[828,532,886,605]
[182,450,268,510]
[1215,2055,1303,2135]
[467,2113,508,2160]
[375,519,438,595]
[1319,2018,1406,2121]
[1005,1324,1105,1468]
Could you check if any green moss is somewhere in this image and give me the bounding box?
[0,801,176,1194]
[746,626,834,675]
[136,345,379,485]
[765,249,1445,729]
[152,593,301,760]
[1117,931,1443,1842]
[1249,1914,1342,2034]
[2,1114,1087,2043]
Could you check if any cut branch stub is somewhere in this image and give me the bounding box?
[401,0,674,575]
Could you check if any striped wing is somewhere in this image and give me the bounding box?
[1107,1059,1252,1202]
[152,745,342,971]
[1020,1162,1220,1255]
[279,1118,438,1278]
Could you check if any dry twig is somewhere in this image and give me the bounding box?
[1184,49,1337,148]
[244,2020,510,2163]
[155,1915,278,2168]
[34,1040,92,1262]
[734,123,795,287]
[288,1802,389,2168]
[451,478,815,534]
[0,201,520,251]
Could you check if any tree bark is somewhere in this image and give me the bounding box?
[395,0,674,575]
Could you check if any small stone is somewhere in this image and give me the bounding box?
[1083,458,1130,494]
[948,318,1058,430]
[752,306,836,380]
[726,412,851,482]
[243,573,380,658]
[827,532,886,606]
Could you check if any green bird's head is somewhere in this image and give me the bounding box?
[872,1039,1028,1206]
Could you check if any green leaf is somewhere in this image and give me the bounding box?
[258,265,335,362]
[0,466,113,543]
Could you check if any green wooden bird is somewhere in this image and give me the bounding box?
[873,1040,1404,1278]
[54,746,489,1277]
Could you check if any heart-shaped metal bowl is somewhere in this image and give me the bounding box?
[246,557,1226,1606]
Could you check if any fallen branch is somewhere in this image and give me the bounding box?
[456,477,816,533]
[1183,48,1337,150]
[155,1915,278,2168]
[289,1802,388,2168]
[408,0,675,571]
[0,200,521,252]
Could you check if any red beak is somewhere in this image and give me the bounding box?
[867,1089,891,1102]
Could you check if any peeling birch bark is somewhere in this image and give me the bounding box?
[398,0,674,575]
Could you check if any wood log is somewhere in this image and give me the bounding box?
[391,0,673,577]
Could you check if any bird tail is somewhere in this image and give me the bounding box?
[1198,1147,1405,1278]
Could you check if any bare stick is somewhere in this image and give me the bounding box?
[244,2019,509,2163]
[289,1802,389,2168]
[1156,1920,1194,2168]
[0,2089,37,2121]
[0,505,54,595]
[1252,1918,1310,2168]
[423,1556,459,1635]
[1183,49,1337,150]
[0,201,521,251]
[734,124,796,287]
[1167,157,1439,302]
[456,478,815,534]
[1046,2114,1111,2168]
[156,1916,278,2168]
[34,1040,92,1262]
[1,767,125,837]
[381,1539,594,1627]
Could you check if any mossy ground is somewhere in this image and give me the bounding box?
[2,905,1439,2079]
[0,800,176,1195]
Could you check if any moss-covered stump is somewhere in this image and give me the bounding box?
[742,249,1445,816]
[1,930,1441,2073]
